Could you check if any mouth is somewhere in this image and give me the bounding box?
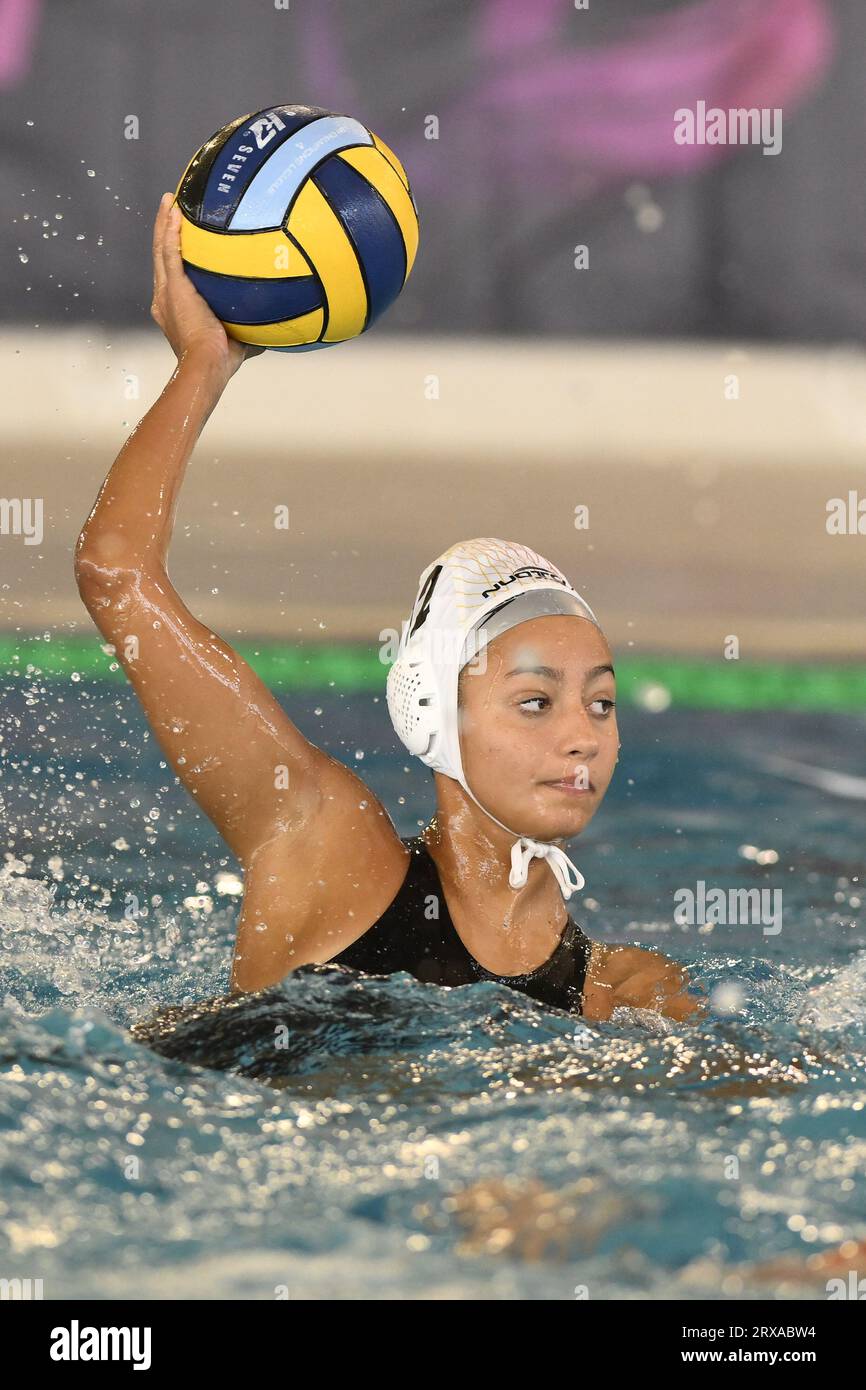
[543,778,595,796]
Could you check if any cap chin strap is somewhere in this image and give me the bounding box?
[508,837,585,900]
[459,779,586,901]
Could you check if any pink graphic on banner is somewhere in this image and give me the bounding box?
[357,0,833,196]
[0,0,42,87]
[467,0,834,183]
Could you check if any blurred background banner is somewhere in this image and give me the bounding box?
[2,0,865,667]
[3,0,862,338]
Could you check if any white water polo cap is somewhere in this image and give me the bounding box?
[386,538,602,900]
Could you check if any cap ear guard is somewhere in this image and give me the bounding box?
[386,652,438,758]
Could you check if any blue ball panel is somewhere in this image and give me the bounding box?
[269,340,332,353]
[198,106,332,229]
[311,156,406,327]
[182,263,324,325]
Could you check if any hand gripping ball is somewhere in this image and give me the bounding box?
[174,105,420,352]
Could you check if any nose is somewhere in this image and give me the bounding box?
[558,707,600,763]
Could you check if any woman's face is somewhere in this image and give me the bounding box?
[457,615,618,840]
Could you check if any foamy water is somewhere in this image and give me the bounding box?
[1,683,865,1298]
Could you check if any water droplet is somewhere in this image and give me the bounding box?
[18,252,28,264]
[86,169,95,177]
[75,234,85,241]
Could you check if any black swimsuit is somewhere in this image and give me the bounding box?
[331,835,592,1015]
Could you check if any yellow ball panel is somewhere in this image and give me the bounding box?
[222,307,325,348]
[287,182,368,341]
[371,132,411,192]
[179,215,310,279]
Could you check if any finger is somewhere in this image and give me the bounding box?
[161,199,186,279]
[152,192,172,297]
[612,984,696,1022]
[651,962,688,992]
[660,991,705,1023]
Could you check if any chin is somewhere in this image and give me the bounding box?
[517,799,595,841]
[548,812,593,840]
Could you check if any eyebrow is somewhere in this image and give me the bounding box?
[504,663,616,682]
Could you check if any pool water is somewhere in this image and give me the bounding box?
[1,675,865,1300]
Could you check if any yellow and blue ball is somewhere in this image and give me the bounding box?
[174,105,419,351]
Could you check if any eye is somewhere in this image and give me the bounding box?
[589,698,616,716]
[518,695,549,714]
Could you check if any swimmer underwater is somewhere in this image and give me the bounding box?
[74,195,703,1025]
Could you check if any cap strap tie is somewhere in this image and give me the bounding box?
[508,837,586,901]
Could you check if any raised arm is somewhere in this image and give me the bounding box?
[74,195,334,864]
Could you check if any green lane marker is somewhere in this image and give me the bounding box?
[2,634,866,711]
